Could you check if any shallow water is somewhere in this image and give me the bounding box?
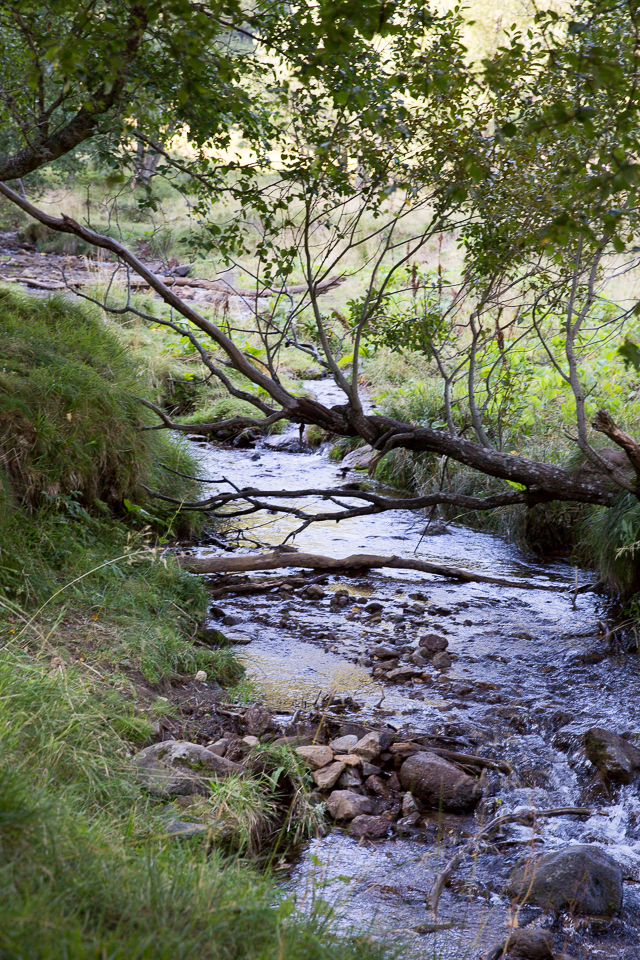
[189,379,640,959]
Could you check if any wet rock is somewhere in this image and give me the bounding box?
[584,727,640,784]
[349,814,390,839]
[386,665,416,682]
[362,761,382,777]
[419,633,449,655]
[380,659,399,672]
[410,650,428,666]
[399,751,481,813]
[508,845,623,916]
[312,760,346,790]
[226,632,253,645]
[326,789,373,820]
[428,605,452,616]
[365,774,390,798]
[370,643,398,659]
[489,929,554,960]
[364,601,383,614]
[330,734,358,752]
[304,584,325,600]
[296,745,334,769]
[197,624,227,645]
[132,741,244,797]
[353,730,393,762]
[432,651,452,670]
[222,614,243,626]
[244,704,274,736]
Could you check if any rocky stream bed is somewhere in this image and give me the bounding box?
[136,379,640,960]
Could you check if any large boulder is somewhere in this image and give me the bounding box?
[133,740,244,797]
[508,844,623,916]
[584,727,640,784]
[399,751,481,813]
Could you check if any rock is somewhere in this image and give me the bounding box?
[226,632,253,645]
[340,444,376,469]
[390,741,423,756]
[349,814,390,839]
[419,633,449,654]
[206,738,228,756]
[370,643,398,659]
[165,819,208,837]
[364,601,384,614]
[222,614,243,626]
[432,651,452,670]
[410,650,428,666]
[197,624,227,645]
[399,751,481,813]
[362,761,382,777]
[330,734,358,752]
[584,727,640,784]
[242,735,260,746]
[304,584,325,599]
[380,659,399,672]
[132,741,244,797]
[334,753,361,767]
[386,665,417,682]
[194,670,207,682]
[295,745,334,769]
[353,730,393,762]
[338,769,362,788]
[365,774,390,797]
[508,845,623,916]
[402,792,419,816]
[312,761,346,790]
[325,789,373,820]
[244,704,274,736]
[502,928,554,960]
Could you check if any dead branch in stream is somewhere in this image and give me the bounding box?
[430,807,594,916]
[178,548,567,591]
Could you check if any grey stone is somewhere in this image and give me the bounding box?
[222,614,243,626]
[165,819,208,837]
[364,601,383,614]
[386,665,417,682]
[349,814,389,839]
[508,844,623,916]
[325,789,373,820]
[402,792,419,816]
[133,741,244,797]
[338,769,363,788]
[432,651,452,670]
[304,584,325,599]
[362,761,382,777]
[399,751,481,813]
[584,727,640,784]
[370,643,398,659]
[206,738,228,756]
[244,704,274,736]
[330,734,358,752]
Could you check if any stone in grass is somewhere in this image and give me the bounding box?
[349,815,390,839]
[399,752,480,813]
[326,789,373,820]
[312,761,346,790]
[507,845,623,916]
[165,819,208,838]
[133,741,244,798]
[584,727,640,784]
[295,745,334,770]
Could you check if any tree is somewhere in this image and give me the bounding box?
[2,0,640,560]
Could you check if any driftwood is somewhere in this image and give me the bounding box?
[179,549,565,592]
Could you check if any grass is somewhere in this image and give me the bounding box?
[0,290,387,960]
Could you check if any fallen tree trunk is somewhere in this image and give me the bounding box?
[179,549,566,591]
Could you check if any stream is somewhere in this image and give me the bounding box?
[188,379,640,959]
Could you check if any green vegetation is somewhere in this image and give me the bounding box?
[0,290,382,960]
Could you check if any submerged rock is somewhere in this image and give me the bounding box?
[326,789,373,820]
[490,928,554,960]
[399,751,481,813]
[584,727,640,784]
[133,741,244,797]
[508,844,623,916]
[419,634,448,655]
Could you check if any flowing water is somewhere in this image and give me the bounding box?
[189,380,640,959]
